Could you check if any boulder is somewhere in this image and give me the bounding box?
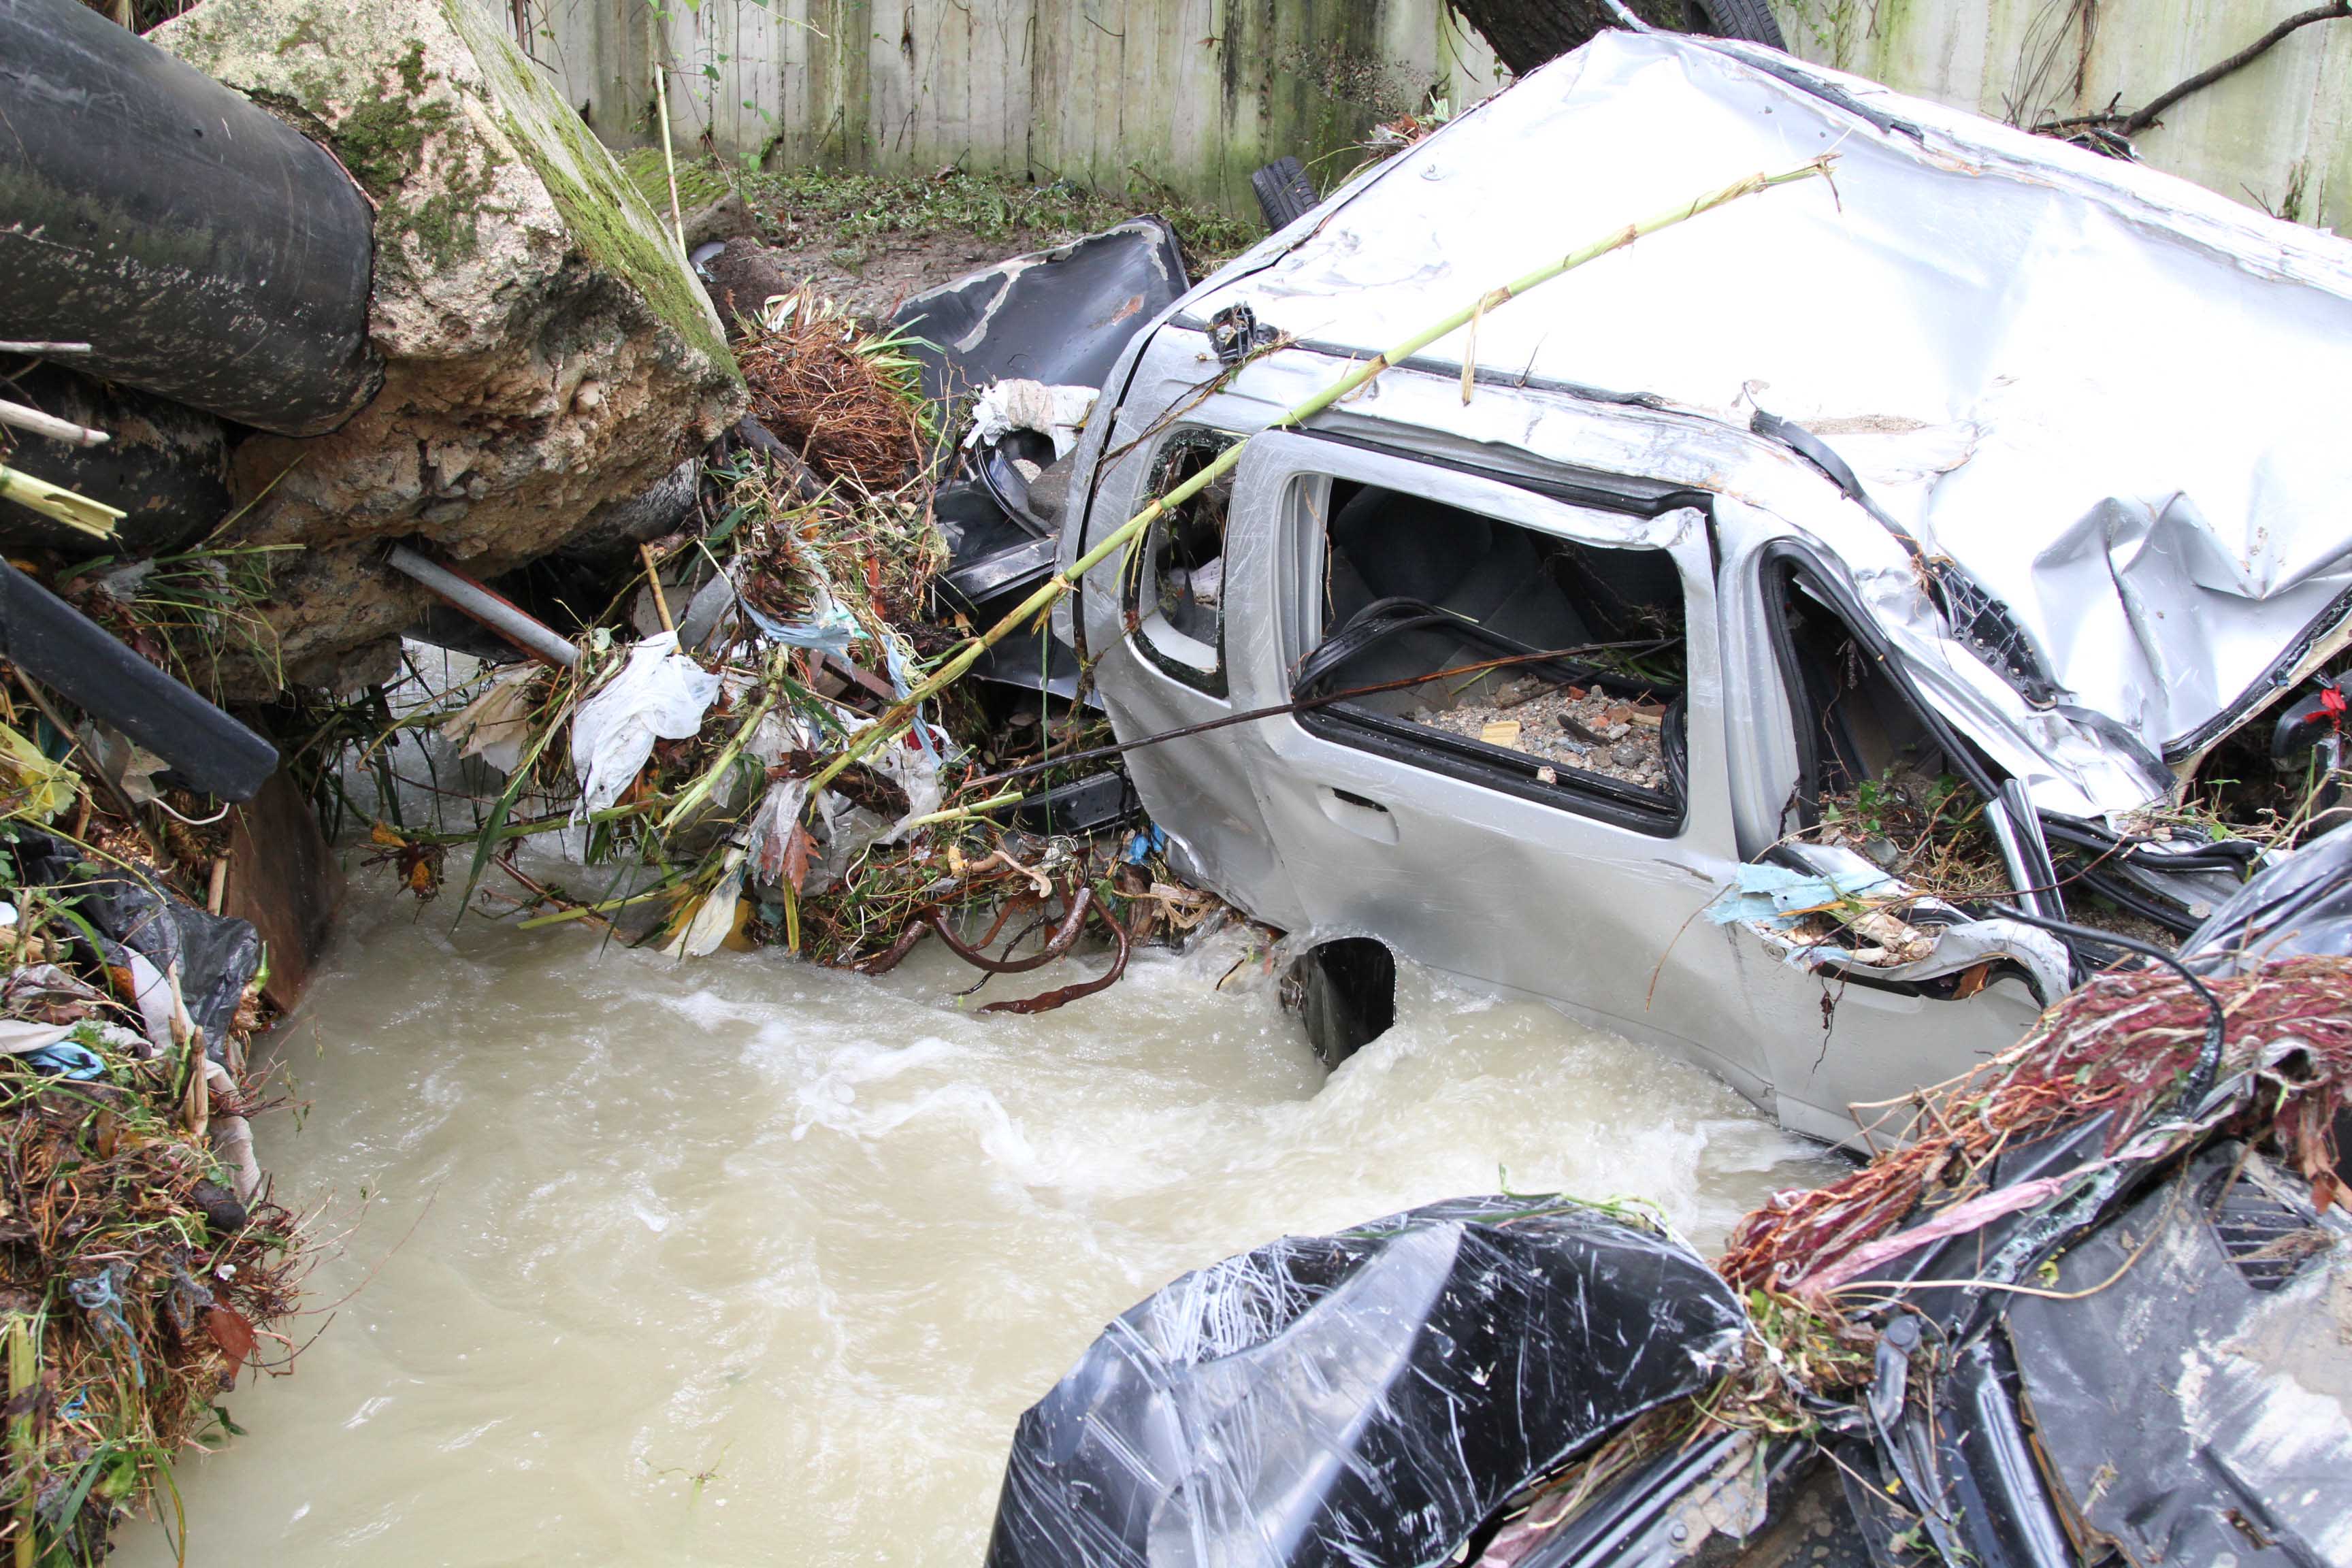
[150,0,745,691]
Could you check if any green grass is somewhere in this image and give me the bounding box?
[634,156,1264,272]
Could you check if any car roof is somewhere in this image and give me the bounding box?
[1183,30,2352,782]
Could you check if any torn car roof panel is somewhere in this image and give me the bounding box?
[1184,31,2352,794]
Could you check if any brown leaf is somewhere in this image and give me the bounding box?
[781,824,813,894]
[206,1306,256,1378]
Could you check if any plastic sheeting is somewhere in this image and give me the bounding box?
[964,380,1097,460]
[2006,1145,2352,1567]
[12,831,259,1058]
[2187,819,2352,973]
[893,217,1189,408]
[569,632,723,816]
[985,1196,1746,1568]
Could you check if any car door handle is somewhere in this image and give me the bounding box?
[1319,787,1399,843]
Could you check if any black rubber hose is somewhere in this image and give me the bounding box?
[0,0,380,435]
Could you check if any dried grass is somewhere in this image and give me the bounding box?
[1718,955,2352,1298]
[736,291,928,490]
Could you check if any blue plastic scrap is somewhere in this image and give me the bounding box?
[1122,825,1167,866]
[742,585,862,661]
[22,1042,103,1080]
[1704,862,1900,930]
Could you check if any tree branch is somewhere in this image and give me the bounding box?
[2076,1,2352,138]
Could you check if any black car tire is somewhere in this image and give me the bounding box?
[1251,157,1320,231]
[1688,0,1786,48]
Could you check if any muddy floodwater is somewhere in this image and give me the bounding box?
[124,875,1842,1567]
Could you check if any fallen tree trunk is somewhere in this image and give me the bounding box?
[0,0,381,438]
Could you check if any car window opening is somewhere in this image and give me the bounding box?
[1772,565,2012,900]
[1776,566,2219,956]
[1130,431,1238,681]
[1298,479,1688,819]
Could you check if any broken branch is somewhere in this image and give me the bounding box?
[0,463,120,537]
[2037,1,2352,140]
[2121,1,2349,135]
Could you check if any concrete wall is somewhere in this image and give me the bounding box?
[520,0,1503,215]
[1771,0,2352,227]
[517,0,2351,225]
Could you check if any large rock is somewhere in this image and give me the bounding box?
[150,0,744,691]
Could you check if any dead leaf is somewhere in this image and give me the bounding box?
[781,823,813,894]
[206,1305,255,1377]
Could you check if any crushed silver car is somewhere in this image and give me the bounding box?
[1038,29,2352,1143]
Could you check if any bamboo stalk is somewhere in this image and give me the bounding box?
[895,789,1024,832]
[804,156,1832,798]
[514,879,683,929]
[655,651,786,832]
[649,9,686,254]
[0,465,121,538]
[7,1313,33,1568]
[640,542,676,634]
[0,399,107,448]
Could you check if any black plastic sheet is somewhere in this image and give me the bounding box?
[892,218,1187,408]
[2006,1145,2352,1565]
[14,832,259,1058]
[2187,819,2352,973]
[985,1195,1746,1568]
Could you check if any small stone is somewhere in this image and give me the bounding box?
[1613,742,1646,768]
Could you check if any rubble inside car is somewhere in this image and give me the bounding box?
[1411,679,1671,793]
[986,831,2352,1568]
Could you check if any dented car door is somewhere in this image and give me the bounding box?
[1215,432,1790,1105]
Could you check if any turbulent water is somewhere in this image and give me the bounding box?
[122,873,1841,1567]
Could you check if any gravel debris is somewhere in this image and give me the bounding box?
[1410,676,1670,791]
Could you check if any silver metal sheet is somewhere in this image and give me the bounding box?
[1182,31,2352,799]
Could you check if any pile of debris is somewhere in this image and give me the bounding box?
[331,193,1239,1009]
[983,834,2352,1567]
[0,747,303,1563]
[1413,677,1671,791]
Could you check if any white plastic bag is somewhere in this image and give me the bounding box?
[963,379,1098,459]
[570,632,723,816]
[664,846,748,959]
[440,665,544,774]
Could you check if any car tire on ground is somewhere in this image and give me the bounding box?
[1687,0,1786,48]
[1251,157,1320,231]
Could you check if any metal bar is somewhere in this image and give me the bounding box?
[385,544,579,668]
